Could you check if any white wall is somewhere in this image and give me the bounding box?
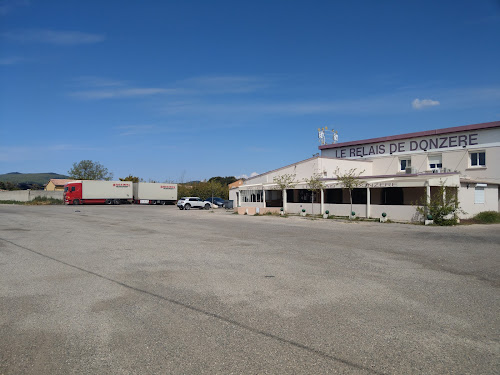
[458,183,499,218]
[0,190,63,202]
[243,156,372,187]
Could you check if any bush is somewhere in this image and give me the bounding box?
[0,197,63,205]
[28,196,64,205]
[415,184,464,226]
[178,180,228,200]
[472,211,500,224]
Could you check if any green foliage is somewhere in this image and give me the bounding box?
[472,211,500,224]
[208,176,237,186]
[335,168,365,220]
[68,160,113,181]
[273,173,297,213]
[28,196,64,205]
[0,172,69,188]
[0,197,63,205]
[273,174,297,190]
[0,200,24,205]
[0,180,20,190]
[305,173,325,215]
[119,175,142,183]
[178,180,228,200]
[415,184,464,226]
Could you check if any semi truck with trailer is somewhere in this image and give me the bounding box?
[64,181,177,205]
[132,182,177,204]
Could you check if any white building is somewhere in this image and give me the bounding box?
[229,121,500,221]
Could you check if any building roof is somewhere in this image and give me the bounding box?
[244,155,372,183]
[48,179,75,186]
[319,120,500,150]
[228,179,245,189]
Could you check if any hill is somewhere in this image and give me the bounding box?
[0,172,70,186]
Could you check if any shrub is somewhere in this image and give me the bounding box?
[472,211,500,224]
[28,196,64,205]
[415,184,464,226]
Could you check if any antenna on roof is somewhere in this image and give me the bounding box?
[318,127,339,144]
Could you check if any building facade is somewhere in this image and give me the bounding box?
[45,179,76,191]
[229,121,500,221]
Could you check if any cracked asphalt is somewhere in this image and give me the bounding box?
[0,204,499,374]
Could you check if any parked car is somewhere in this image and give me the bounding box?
[177,197,212,210]
[205,197,225,207]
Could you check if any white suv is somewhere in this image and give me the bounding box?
[177,197,212,210]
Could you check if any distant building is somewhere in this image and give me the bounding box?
[228,179,245,190]
[45,179,76,191]
[229,120,500,221]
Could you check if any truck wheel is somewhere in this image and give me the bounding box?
[205,203,210,210]
[184,204,191,210]
[73,199,80,205]
[114,199,120,205]
[105,199,112,205]
[161,201,166,205]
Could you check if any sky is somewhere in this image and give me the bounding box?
[1,0,499,182]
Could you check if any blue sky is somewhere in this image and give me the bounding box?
[1,0,499,182]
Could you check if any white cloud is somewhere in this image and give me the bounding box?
[180,75,268,94]
[412,98,440,110]
[236,172,259,179]
[114,125,157,136]
[73,76,124,87]
[0,0,29,16]
[0,144,101,161]
[69,76,180,100]
[0,56,24,65]
[2,29,105,45]
[70,88,174,99]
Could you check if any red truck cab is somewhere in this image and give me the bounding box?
[64,182,84,205]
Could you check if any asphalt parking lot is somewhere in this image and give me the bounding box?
[0,204,499,374]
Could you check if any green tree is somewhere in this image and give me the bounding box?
[68,160,113,180]
[208,176,238,186]
[415,184,464,225]
[177,180,227,200]
[305,173,325,216]
[119,175,141,183]
[272,173,297,213]
[0,181,19,190]
[334,168,365,219]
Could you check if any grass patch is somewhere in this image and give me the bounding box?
[462,211,500,225]
[28,197,64,205]
[0,197,63,205]
[0,200,25,205]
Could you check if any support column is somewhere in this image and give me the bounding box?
[426,183,431,215]
[283,189,287,212]
[262,189,266,208]
[320,188,324,215]
[366,187,371,218]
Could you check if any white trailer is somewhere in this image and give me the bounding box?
[64,180,134,205]
[133,182,178,204]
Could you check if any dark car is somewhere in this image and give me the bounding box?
[205,197,225,207]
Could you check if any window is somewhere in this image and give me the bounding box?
[325,189,343,204]
[400,158,411,171]
[352,188,367,204]
[382,187,404,205]
[240,190,263,203]
[470,151,486,167]
[474,184,486,204]
[428,154,442,170]
[71,186,75,192]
